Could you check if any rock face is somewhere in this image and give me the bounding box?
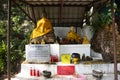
[91,24,120,62]
[115,5,120,61]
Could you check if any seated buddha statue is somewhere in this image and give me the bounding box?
[67,26,82,44]
[30,9,55,44]
[82,34,90,44]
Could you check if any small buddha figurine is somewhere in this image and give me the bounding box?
[67,26,81,43]
[82,34,90,44]
[41,39,45,44]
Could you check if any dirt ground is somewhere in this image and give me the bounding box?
[0,73,17,80]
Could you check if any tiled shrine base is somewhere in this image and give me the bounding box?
[15,63,120,80]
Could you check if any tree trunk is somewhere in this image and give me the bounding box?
[91,24,120,62]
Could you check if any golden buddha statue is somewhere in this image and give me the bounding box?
[67,26,82,43]
[30,9,55,44]
[82,34,90,44]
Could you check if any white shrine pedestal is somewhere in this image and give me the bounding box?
[15,63,120,80]
[15,44,120,80]
[20,63,120,75]
[25,44,91,63]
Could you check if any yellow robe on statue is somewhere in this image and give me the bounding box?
[82,35,90,44]
[67,26,81,42]
[30,17,52,39]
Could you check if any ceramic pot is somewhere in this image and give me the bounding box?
[43,70,51,78]
[92,69,103,78]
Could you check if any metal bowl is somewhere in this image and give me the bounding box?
[92,69,103,78]
[43,70,51,78]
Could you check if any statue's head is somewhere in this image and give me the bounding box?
[41,8,47,18]
[70,26,75,31]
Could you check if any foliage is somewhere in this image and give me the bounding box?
[91,13,112,33]
[0,2,33,75]
[91,2,117,33]
[0,0,7,20]
[0,20,7,42]
[0,41,7,74]
[0,40,25,75]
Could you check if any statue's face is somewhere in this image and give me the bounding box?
[70,26,74,31]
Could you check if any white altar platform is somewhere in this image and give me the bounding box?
[15,63,120,80]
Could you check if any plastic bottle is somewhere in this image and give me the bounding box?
[30,67,33,76]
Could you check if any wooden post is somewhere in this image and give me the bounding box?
[111,0,118,80]
[7,0,11,80]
